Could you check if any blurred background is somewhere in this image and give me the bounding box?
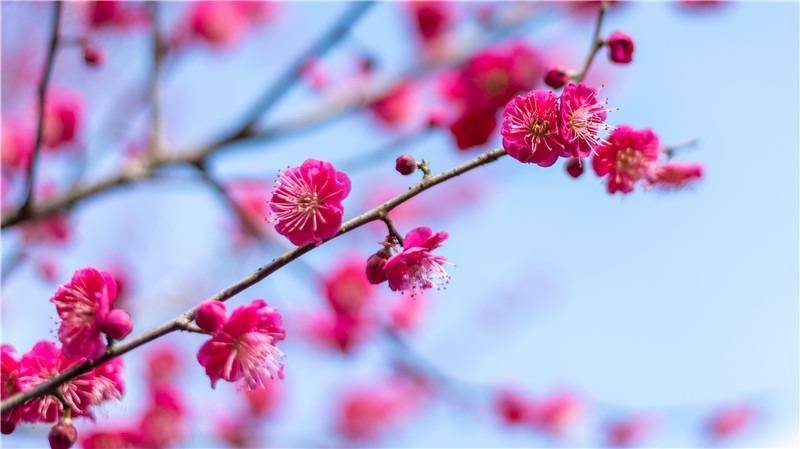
[1,1,798,448]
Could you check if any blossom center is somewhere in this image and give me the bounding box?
[616,148,649,180]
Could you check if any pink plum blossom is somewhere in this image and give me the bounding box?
[384,227,449,294]
[197,299,286,389]
[50,267,132,359]
[269,159,351,246]
[558,83,609,157]
[592,125,661,194]
[501,90,565,166]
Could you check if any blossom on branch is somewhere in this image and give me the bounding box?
[269,159,351,246]
[384,226,450,294]
[50,267,132,359]
[197,299,286,389]
[592,125,660,194]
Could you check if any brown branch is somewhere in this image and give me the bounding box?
[0,6,547,230]
[0,147,507,414]
[19,1,63,213]
[573,1,608,83]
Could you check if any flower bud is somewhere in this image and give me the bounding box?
[195,300,227,333]
[606,31,634,64]
[365,252,389,284]
[100,309,133,340]
[1,419,17,435]
[82,44,105,67]
[544,68,568,89]
[395,155,417,176]
[48,422,77,449]
[565,158,584,178]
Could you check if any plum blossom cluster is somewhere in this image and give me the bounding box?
[1,342,124,441]
[194,299,286,389]
[1,267,132,448]
[269,158,351,246]
[501,85,703,194]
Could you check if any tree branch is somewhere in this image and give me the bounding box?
[0,147,507,414]
[573,1,608,83]
[19,1,63,213]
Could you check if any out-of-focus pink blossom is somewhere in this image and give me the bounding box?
[592,125,661,194]
[322,257,375,318]
[43,89,83,150]
[269,159,350,246]
[183,1,276,48]
[649,162,704,190]
[531,391,583,438]
[188,1,248,46]
[80,428,140,449]
[442,41,544,112]
[407,2,454,44]
[1,121,33,173]
[389,297,426,333]
[35,258,60,283]
[85,0,148,29]
[18,341,97,422]
[558,83,608,157]
[197,299,285,389]
[336,377,427,441]
[384,227,449,294]
[607,415,654,447]
[371,82,418,128]
[707,405,755,440]
[448,108,497,150]
[146,345,181,385]
[137,384,186,449]
[242,381,281,418]
[496,389,536,425]
[1,345,22,434]
[501,90,565,166]
[303,311,371,354]
[50,267,131,358]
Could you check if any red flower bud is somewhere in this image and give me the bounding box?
[606,31,634,64]
[365,252,389,284]
[99,309,132,340]
[48,422,77,449]
[565,158,584,178]
[544,68,569,89]
[395,154,417,175]
[195,300,227,333]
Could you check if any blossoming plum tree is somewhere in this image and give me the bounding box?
[1,2,760,448]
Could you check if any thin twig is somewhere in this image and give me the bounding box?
[573,1,608,83]
[0,147,507,414]
[379,213,404,246]
[20,1,63,213]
